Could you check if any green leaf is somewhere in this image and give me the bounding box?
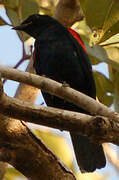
[3,0,20,26]
[110,71,119,113]
[85,41,119,70]
[0,17,6,25]
[93,71,113,106]
[22,0,39,20]
[80,0,119,44]
[4,0,19,9]
[4,0,39,41]
[21,0,39,40]
[89,55,100,65]
[105,47,119,64]
[6,8,19,26]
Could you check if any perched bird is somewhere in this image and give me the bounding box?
[13,14,106,172]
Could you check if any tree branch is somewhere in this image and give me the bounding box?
[0,112,75,180]
[0,71,76,180]
[0,65,119,123]
[0,92,119,145]
[0,69,119,146]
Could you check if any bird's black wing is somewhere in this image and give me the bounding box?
[33,24,106,172]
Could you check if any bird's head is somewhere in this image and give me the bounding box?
[13,14,56,38]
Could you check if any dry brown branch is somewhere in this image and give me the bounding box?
[0,78,11,178]
[53,0,84,26]
[0,68,119,146]
[0,161,7,179]
[0,65,119,123]
[0,66,76,180]
[0,112,75,180]
[0,92,119,145]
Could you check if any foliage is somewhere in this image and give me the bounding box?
[34,129,74,169]
[78,0,119,107]
[79,0,119,44]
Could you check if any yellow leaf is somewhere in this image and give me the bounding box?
[35,130,73,168]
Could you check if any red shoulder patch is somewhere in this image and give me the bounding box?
[68,28,87,54]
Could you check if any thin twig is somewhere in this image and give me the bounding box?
[3,42,31,84]
[0,15,12,26]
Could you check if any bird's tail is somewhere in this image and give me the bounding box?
[70,133,106,172]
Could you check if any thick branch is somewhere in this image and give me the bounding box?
[0,73,75,180]
[0,65,119,123]
[0,77,8,177]
[0,114,75,180]
[0,93,119,145]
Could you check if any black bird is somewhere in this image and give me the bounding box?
[13,14,106,172]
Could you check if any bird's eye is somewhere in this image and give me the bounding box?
[26,21,33,25]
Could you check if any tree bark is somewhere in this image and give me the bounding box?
[0,91,119,145]
[0,65,119,123]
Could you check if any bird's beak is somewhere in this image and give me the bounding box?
[12,21,32,30]
[12,25,24,30]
